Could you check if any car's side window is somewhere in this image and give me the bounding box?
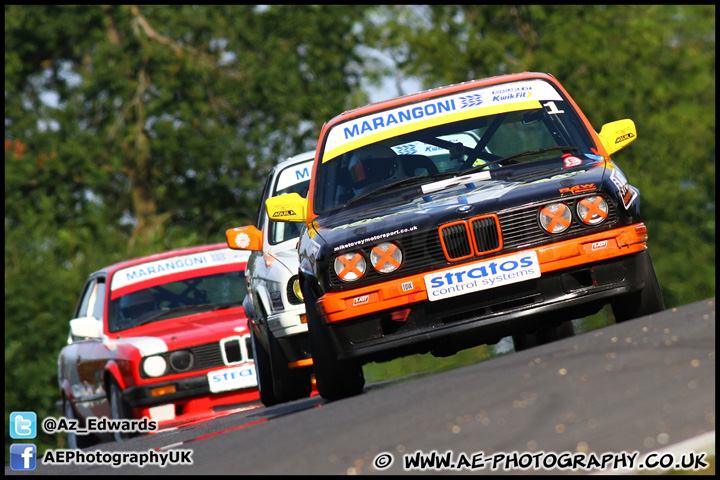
[75,279,97,319]
[74,277,106,321]
[88,278,106,321]
[255,172,273,230]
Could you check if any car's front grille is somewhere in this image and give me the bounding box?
[439,222,473,260]
[327,194,619,288]
[439,214,502,261]
[139,335,253,379]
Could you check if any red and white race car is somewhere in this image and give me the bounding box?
[57,243,259,448]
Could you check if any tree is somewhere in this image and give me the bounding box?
[5,4,373,454]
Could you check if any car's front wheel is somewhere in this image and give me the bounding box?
[251,327,279,406]
[612,250,665,323]
[64,397,95,449]
[303,282,364,401]
[109,380,135,442]
[267,328,312,403]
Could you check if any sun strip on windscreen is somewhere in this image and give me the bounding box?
[110,248,249,298]
[321,79,562,163]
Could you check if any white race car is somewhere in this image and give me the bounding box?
[226,151,316,405]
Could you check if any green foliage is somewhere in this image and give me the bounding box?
[5,4,373,459]
[4,5,714,461]
[364,345,496,385]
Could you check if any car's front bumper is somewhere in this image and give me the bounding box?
[123,370,258,417]
[318,225,650,362]
[267,308,308,339]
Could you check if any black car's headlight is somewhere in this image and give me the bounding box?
[576,195,609,225]
[370,242,403,273]
[539,202,572,233]
[333,252,366,281]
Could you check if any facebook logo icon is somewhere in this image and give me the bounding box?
[10,411,37,439]
[10,443,37,471]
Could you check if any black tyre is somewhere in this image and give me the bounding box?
[612,250,665,323]
[251,327,279,407]
[109,380,135,442]
[64,398,95,449]
[513,321,575,351]
[267,328,312,403]
[302,282,364,401]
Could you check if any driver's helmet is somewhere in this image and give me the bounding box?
[347,144,398,197]
[119,290,156,320]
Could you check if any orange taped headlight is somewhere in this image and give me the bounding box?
[370,242,403,273]
[539,202,572,233]
[333,252,366,281]
[577,196,608,225]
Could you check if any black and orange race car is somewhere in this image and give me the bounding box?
[265,72,664,400]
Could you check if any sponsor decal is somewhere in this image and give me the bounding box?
[271,209,297,218]
[610,168,637,209]
[489,85,533,102]
[402,281,414,292]
[235,232,251,249]
[322,80,562,162]
[111,248,248,291]
[208,365,257,393]
[622,188,637,208]
[424,251,540,301]
[333,226,418,252]
[591,240,608,251]
[559,183,597,195]
[353,295,370,306]
[275,160,314,192]
[460,93,484,107]
[614,127,636,144]
[562,154,583,168]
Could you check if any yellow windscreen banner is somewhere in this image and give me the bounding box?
[322,100,543,163]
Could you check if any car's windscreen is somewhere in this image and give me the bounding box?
[108,271,247,332]
[313,80,597,213]
[269,159,313,245]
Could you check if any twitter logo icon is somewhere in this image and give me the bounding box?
[10,411,37,439]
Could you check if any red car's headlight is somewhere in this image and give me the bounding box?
[142,355,168,377]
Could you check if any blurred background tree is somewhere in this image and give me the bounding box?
[5,4,714,457]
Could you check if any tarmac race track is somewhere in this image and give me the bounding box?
[13,298,715,476]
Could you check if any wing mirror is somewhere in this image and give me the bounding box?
[265,193,307,223]
[69,316,103,340]
[598,119,637,156]
[226,225,263,251]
